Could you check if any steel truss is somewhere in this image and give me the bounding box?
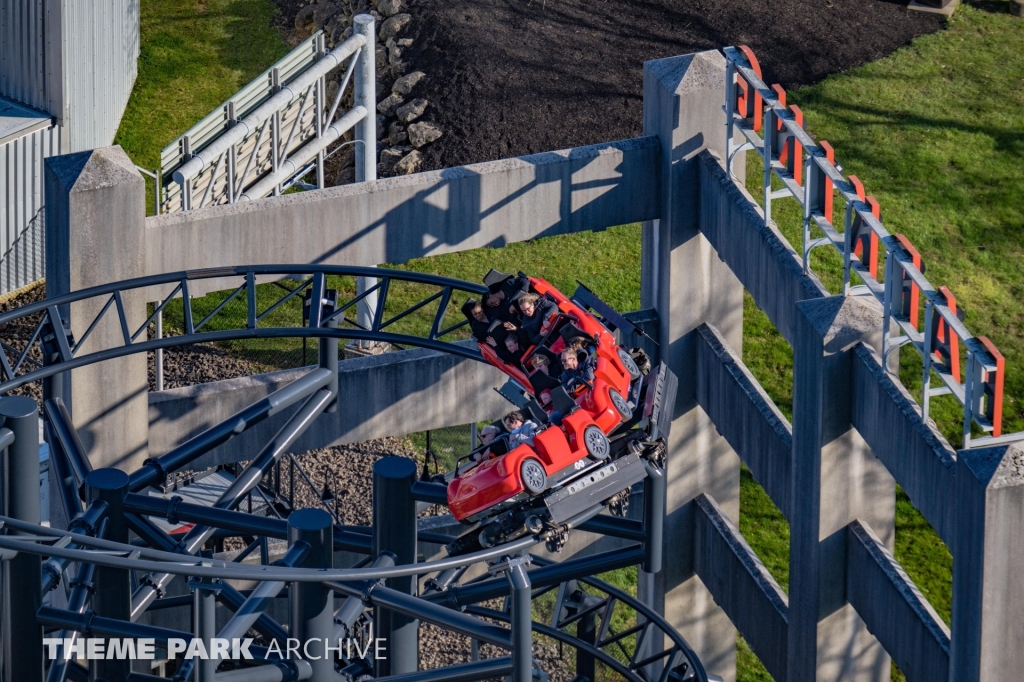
[0,265,488,395]
[0,266,708,682]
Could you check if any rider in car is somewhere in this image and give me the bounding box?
[560,339,596,387]
[499,331,528,368]
[462,299,498,344]
[483,273,529,325]
[516,293,559,346]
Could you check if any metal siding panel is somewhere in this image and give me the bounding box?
[0,123,57,294]
[64,0,138,151]
[0,0,48,112]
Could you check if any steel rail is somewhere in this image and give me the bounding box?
[325,580,513,649]
[0,266,488,393]
[131,388,335,618]
[0,265,486,323]
[129,366,333,490]
[0,329,485,394]
[122,493,373,553]
[532,554,710,682]
[0,523,541,583]
[172,34,368,184]
[465,605,646,682]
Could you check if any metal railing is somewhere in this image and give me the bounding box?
[723,45,1013,450]
[158,16,377,214]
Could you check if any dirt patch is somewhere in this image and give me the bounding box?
[399,0,944,170]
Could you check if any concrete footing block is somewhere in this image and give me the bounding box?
[907,0,958,15]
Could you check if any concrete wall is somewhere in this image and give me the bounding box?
[143,136,659,300]
[148,341,512,466]
[698,150,827,345]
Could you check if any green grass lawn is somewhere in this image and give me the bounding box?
[114,0,289,211]
[124,0,1020,679]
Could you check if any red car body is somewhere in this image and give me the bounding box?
[448,277,638,522]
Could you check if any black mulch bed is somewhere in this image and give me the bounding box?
[400,0,944,171]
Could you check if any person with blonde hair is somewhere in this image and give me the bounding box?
[517,292,559,345]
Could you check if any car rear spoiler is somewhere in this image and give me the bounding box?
[642,363,679,442]
[571,282,657,345]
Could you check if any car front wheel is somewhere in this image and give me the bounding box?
[584,425,610,460]
[521,458,548,495]
[618,347,642,380]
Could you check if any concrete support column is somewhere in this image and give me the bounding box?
[44,146,148,471]
[640,50,745,681]
[950,442,1024,682]
[788,296,894,682]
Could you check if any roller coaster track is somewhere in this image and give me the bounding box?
[0,266,709,682]
[0,265,488,394]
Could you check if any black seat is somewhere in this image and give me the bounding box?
[483,268,513,289]
[522,400,549,426]
[529,369,561,395]
[548,385,578,416]
[559,322,594,347]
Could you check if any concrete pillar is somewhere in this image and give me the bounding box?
[44,146,148,471]
[640,50,744,681]
[788,296,895,682]
[950,442,1024,682]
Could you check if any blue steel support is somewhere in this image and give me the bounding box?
[373,457,419,677]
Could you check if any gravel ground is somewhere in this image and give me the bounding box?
[289,436,427,524]
[0,283,46,403]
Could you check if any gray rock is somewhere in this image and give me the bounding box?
[387,121,407,146]
[395,98,427,123]
[407,121,442,148]
[392,71,424,96]
[379,13,411,41]
[375,45,388,70]
[376,93,404,116]
[336,166,356,185]
[397,38,413,47]
[295,5,317,31]
[393,150,422,175]
[385,37,396,50]
[388,46,403,66]
[377,0,403,17]
[313,2,340,29]
[378,146,411,175]
[338,144,356,169]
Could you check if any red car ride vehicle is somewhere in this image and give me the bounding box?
[445,273,676,555]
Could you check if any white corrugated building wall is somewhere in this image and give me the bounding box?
[0,0,140,297]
